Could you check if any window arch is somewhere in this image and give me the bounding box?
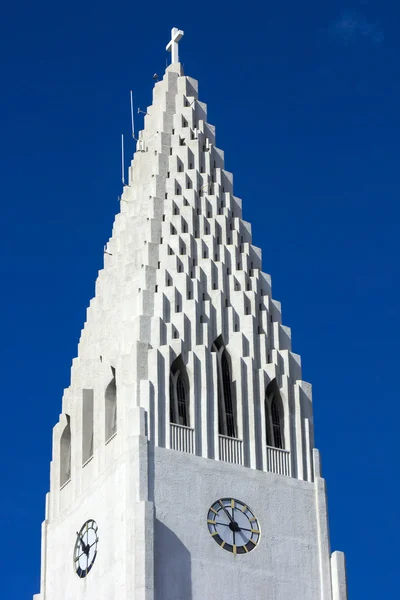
[170,356,189,426]
[105,367,117,442]
[212,336,236,438]
[60,415,71,487]
[265,380,284,449]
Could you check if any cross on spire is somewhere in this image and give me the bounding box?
[166,27,184,65]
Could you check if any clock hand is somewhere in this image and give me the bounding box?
[76,532,89,555]
[219,501,234,523]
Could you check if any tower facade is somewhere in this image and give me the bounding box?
[34,29,348,600]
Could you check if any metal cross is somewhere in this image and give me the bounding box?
[166,27,184,64]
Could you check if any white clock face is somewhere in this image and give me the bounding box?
[73,519,98,578]
[207,498,260,554]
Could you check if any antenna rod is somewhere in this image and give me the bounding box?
[121,134,125,185]
[130,91,135,139]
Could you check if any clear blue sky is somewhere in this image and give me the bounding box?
[1,1,398,598]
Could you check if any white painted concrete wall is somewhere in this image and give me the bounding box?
[37,442,344,600]
[43,457,128,599]
[153,447,324,600]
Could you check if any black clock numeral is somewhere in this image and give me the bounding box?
[76,566,87,578]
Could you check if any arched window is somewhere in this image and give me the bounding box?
[60,415,71,487]
[105,367,117,442]
[265,380,284,449]
[212,336,236,438]
[170,356,189,426]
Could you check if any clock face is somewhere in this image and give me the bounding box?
[207,498,260,554]
[73,519,98,578]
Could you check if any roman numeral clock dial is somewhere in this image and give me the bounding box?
[73,519,99,578]
[207,498,261,554]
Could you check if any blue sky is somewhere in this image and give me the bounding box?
[1,1,398,598]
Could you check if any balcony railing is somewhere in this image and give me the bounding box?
[219,435,243,465]
[170,423,194,454]
[266,445,291,477]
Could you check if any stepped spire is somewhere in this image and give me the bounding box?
[78,51,297,468]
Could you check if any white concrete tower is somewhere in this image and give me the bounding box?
[34,28,348,600]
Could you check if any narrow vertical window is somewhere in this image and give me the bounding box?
[271,397,283,449]
[60,415,71,487]
[176,373,187,424]
[105,367,117,442]
[265,403,272,447]
[170,356,189,426]
[265,380,284,449]
[221,350,236,437]
[213,337,237,438]
[82,389,94,464]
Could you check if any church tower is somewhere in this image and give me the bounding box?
[34,28,348,600]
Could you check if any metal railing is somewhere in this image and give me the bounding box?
[219,435,243,465]
[170,423,195,454]
[266,445,291,477]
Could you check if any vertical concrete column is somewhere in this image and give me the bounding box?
[126,407,154,600]
[294,384,304,480]
[331,551,348,600]
[193,346,207,457]
[304,417,313,482]
[314,449,333,600]
[258,370,268,472]
[210,351,219,460]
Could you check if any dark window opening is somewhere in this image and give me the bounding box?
[271,398,283,449]
[220,351,236,438]
[265,381,284,450]
[170,359,189,427]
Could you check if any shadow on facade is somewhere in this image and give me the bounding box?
[154,519,192,600]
